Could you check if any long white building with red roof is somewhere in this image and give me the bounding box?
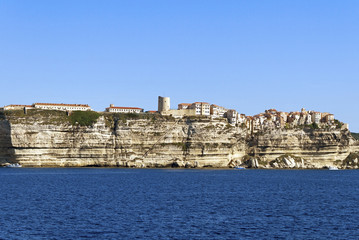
[105,104,143,113]
[33,103,91,111]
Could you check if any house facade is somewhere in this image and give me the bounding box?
[311,112,322,124]
[189,102,210,116]
[106,104,143,113]
[210,104,228,118]
[178,103,191,110]
[226,109,238,124]
[33,103,91,111]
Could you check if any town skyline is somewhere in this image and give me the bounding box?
[1,1,358,131]
[1,96,344,132]
[0,98,340,116]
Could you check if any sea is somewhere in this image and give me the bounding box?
[0,168,358,240]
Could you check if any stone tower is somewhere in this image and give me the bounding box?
[158,96,170,112]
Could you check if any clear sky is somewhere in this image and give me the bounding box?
[1,1,358,131]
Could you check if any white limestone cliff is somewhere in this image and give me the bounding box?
[0,112,358,168]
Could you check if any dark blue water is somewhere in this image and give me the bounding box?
[0,169,358,239]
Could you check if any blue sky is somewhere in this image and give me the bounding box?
[1,1,358,131]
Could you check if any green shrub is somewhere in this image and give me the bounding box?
[351,132,359,140]
[0,111,5,120]
[334,119,343,129]
[186,115,210,121]
[69,111,100,126]
[311,122,319,129]
[103,112,173,124]
[4,109,69,125]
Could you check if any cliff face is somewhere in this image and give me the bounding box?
[0,120,14,164]
[251,128,358,168]
[0,112,358,168]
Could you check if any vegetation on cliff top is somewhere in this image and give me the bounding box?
[1,109,101,126]
[0,111,5,120]
[103,112,172,122]
[69,111,100,126]
[1,109,69,124]
[102,112,175,129]
[0,109,353,132]
[0,109,178,127]
[351,132,359,140]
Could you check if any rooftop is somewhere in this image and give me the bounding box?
[107,106,143,110]
[34,103,90,107]
[5,104,32,107]
[193,102,210,105]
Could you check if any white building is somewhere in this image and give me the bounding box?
[3,105,34,110]
[311,112,322,124]
[106,104,143,113]
[33,103,91,111]
[277,112,288,122]
[327,114,334,122]
[305,114,313,125]
[210,104,228,118]
[189,102,210,116]
[178,103,191,110]
[226,109,238,124]
[238,114,246,124]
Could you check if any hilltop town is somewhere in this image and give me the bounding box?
[0,96,348,132]
[0,96,357,170]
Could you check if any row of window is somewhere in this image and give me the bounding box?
[36,106,88,110]
[109,109,141,113]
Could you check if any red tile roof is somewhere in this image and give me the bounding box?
[211,104,226,108]
[34,103,90,107]
[178,103,191,106]
[107,106,143,110]
[194,102,210,105]
[5,104,32,107]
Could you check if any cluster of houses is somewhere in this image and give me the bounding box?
[157,96,346,131]
[246,108,345,132]
[1,96,347,130]
[158,96,238,121]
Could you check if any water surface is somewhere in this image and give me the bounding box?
[0,168,358,239]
